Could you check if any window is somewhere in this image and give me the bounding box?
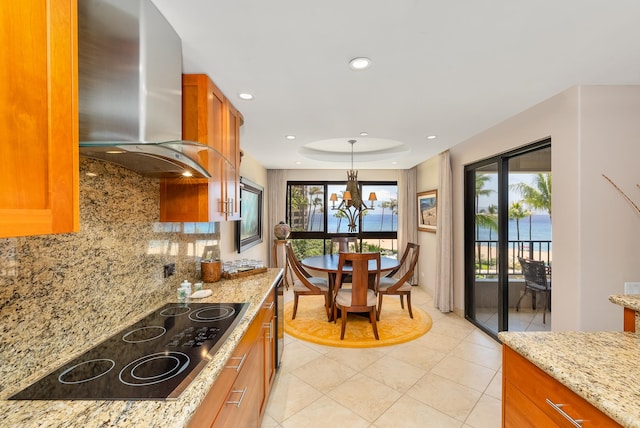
[286,181,398,258]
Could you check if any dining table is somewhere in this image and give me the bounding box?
[300,254,401,320]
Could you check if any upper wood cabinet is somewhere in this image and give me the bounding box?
[160,74,242,222]
[0,0,80,238]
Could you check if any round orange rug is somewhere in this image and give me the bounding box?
[284,294,432,348]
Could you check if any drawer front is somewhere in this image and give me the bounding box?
[214,344,262,428]
[188,315,262,428]
[503,346,621,428]
[504,381,560,427]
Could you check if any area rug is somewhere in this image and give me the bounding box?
[284,295,432,348]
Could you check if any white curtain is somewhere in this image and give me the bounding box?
[435,151,453,312]
[397,167,418,281]
[267,169,287,266]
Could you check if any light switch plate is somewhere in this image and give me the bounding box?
[624,282,640,294]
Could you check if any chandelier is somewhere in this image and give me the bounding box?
[329,140,377,232]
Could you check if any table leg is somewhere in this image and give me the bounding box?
[327,272,336,322]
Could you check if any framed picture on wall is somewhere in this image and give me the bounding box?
[236,177,264,253]
[417,189,437,233]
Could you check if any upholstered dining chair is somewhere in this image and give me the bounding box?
[377,243,419,319]
[517,257,551,324]
[285,242,331,321]
[329,236,358,255]
[333,252,381,340]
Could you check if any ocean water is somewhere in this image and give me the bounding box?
[303,213,399,232]
[476,214,552,241]
[300,213,552,241]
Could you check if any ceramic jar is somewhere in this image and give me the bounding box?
[274,221,291,240]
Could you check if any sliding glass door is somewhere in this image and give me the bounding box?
[464,141,551,339]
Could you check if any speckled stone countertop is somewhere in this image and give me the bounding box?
[609,294,640,311]
[610,294,640,332]
[499,331,640,428]
[0,269,283,428]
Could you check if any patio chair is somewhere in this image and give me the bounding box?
[517,257,551,324]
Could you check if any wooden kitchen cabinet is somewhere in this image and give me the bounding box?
[502,345,621,427]
[187,284,276,428]
[260,287,276,415]
[160,74,242,222]
[0,0,79,238]
[623,307,636,332]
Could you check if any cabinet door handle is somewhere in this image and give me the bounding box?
[545,399,584,428]
[226,353,247,372]
[264,321,273,341]
[263,301,275,310]
[226,387,248,408]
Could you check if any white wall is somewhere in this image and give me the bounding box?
[579,87,640,330]
[434,85,640,331]
[416,157,439,295]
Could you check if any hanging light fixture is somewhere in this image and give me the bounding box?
[329,140,377,232]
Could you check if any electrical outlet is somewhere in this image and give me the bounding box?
[164,263,176,278]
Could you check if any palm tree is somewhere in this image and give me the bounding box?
[333,210,347,232]
[379,201,389,231]
[486,204,498,240]
[509,201,529,257]
[511,173,552,222]
[475,173,495,238]
[388,198,398,230]
[289,186,308,230]
[306,186,322,231]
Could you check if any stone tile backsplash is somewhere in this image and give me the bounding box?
[0,158,220,394]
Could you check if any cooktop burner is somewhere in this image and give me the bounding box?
[10,302,248,400]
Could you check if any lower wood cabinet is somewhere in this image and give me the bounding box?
[502,345,621,427]
[188,286,276,428]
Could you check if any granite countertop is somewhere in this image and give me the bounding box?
[0,268,283,428]
[609,294,640,311]
[609,294,640,332]
[499,330,640,428]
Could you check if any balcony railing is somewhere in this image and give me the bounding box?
[474,240,552,277]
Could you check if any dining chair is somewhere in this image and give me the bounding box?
[333,252,380,340]
[517,257,551,324]
[285,242,331,321]
[329,236,359,255]
[377,243,419,319]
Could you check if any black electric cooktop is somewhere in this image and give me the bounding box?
[10,302,249,401]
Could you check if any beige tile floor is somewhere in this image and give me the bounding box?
[261,286,505,428]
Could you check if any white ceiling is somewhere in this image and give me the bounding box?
[151,0,640,170]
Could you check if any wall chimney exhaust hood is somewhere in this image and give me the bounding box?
[78,0,213,179]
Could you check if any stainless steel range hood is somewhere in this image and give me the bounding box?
[78,0,212,179]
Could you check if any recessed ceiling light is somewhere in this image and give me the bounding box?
[391,161,397,165]
[348,57,371,71]
[285,135,296,140]
[238,93,254,100]
[295,161,301,165]
[359,132,368,136]
[427,135,437,140]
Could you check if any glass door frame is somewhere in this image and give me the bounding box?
[464,139,551,340]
